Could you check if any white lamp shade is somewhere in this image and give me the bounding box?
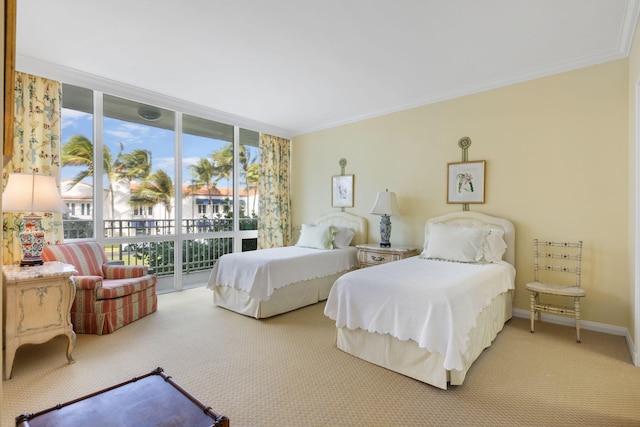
[2,173,69,214]
[369,190,400,216]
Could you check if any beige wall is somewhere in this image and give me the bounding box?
[627,19,640,347]
[292,59,629,328]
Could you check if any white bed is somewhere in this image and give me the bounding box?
[324,211,515,389]
[208,212,367,318]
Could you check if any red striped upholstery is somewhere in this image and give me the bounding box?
[73,276,103,290]
[42,241,158,335]
[97,276,156,300]
[42,241,107,276]
[103,264,148,279]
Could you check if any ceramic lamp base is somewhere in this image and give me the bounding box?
[379,214,392,247]
[19,214,46,266]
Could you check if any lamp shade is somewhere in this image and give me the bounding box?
[3,173,69,214]
[369,190,400,216]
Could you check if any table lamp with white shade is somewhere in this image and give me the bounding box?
[2,173,69,266]
[369,189,400,248]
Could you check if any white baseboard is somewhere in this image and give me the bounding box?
[512,308,635,362]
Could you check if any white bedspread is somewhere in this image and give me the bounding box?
[207,246,358,301]
[324,257,516,371]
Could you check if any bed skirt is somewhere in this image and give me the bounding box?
[213,270,350,319]
[335,290,513,389]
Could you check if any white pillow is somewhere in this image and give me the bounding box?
[333,226,355,249]
[295,224,336,250]
[422,223,486,263]
[483,228,507,262]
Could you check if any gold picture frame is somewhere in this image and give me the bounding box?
[331,174,354,208]
[3,0,16,166]
[447,160,486,204]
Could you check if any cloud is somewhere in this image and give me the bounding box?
[155,157,177,171]
[105,129,134,140]
[104,121,155,145]
[182,156,202,168]
[61,108,91,131]
[120,122,151,134]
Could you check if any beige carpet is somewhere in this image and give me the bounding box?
[2,287,639,427]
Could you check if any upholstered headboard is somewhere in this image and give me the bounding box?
[315,212,368,246]
[424,211,515,265]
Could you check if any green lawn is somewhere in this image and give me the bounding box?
[103,244,138,266]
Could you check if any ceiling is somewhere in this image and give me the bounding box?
[15,0,640,137]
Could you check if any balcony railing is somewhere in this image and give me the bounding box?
[63,218,258,239]
[63,218,258,277]
[104,238,233,276]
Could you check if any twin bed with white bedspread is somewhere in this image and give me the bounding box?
[207,212,367,318]
[324,211,516,389]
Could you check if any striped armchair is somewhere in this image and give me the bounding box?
[42,241,158,335]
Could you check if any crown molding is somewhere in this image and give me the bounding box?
[295,48,628,136]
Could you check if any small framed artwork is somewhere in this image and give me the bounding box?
[447,160,486,204]
[331,174,354,208]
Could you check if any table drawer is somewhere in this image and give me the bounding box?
[356,245,419,268]
[363,251,397,265]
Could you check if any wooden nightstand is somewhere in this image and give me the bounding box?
[356,244,419,268]
[2,261,77,380]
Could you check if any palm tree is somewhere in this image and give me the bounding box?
[188,157,219,216]
[210,143,258,217]
[61,134,120,219]
[246,162,259,216]
[211,144,233,184]
[238,145,257,217]
[61,135,94,186]
[131,170,174,219]
[116,148,152,181]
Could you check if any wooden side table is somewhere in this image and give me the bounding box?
[2,261,77,380]
[356,244,419,268]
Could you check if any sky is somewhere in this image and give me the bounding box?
[61,108,254,190]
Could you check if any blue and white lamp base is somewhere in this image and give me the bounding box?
[379,214,392,247]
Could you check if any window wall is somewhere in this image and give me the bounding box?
[60,84,259,292]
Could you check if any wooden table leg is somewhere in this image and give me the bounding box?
[66,331,76,363]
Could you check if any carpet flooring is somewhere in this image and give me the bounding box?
[2,287,640,426]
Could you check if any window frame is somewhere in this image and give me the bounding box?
[59,82,268,292]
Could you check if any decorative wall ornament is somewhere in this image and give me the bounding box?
[458,136,472,153]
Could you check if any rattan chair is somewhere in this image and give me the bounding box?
[525,239,585,342]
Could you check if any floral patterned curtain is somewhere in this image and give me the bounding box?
[2,72,64,265]
[257,133,291,249]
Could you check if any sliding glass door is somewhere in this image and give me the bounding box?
[60,84,259,292]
